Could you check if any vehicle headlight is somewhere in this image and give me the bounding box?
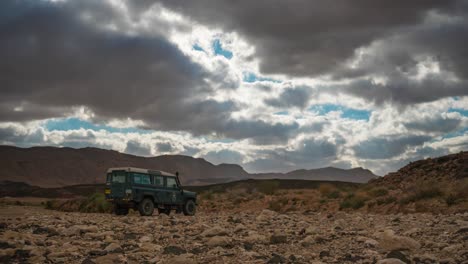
[125,189,132,194]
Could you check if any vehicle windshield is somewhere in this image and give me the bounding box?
[107,171,126,183]
[166,177,178,188]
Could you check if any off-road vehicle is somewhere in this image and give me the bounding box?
[104,167,197,216]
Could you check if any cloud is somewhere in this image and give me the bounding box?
[264,86,312,109]
[124,140,152,157]
[156,142,173,153]
[353,135,432,159]
[203,149,244,165]
[157,0,460,77]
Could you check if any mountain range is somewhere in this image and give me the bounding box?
[0,145,377,187]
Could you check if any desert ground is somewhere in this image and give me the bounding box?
[1,205,467,264]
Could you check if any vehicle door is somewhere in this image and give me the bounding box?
[152,175,165,205]
[132,173,153,202]
[165,176,183,205]
[108,171,127,199]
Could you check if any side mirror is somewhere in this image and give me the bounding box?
[173,184,177,189]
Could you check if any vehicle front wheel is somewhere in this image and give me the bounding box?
[138,198,154,216]
[183,200,196,216]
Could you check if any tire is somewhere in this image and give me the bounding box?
[158,208,171,215]
[138,198,154,216]
[183,200,196,216]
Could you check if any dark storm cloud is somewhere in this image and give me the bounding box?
[264,86,312,109]
[153,0,468,105]
[353,135,432,159]
[156,0,459,77]
[156,142,173,152]
[125,140,151,157]
[0,0,291,142]
[404,115,462,133]
[244,138,338,172]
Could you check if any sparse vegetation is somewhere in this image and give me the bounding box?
[376,196,397,205]
[368,188,389,197]
[258,180,280,195]
[400,183,443,205]
[45,193,111,213]
[340,193,368,209]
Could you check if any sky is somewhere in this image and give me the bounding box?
[0,0,467,176]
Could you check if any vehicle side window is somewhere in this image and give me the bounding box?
[166,177,177,189]
[133,173,151,185]
[153,175,163,186]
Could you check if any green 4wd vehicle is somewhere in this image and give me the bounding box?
[105,167,197,216]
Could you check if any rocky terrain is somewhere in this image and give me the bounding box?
[0,145,377,187]
[1,205,468,264]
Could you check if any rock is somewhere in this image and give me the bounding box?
[256,209,277,222]
[234,224,245,233]
[377,259,406,264]
[164,254,197,264]
[88,249,107,256]
[304,226,318,235]
[139,235,153,243]
[364,238,379,248]
[93,254,126,264]
[301,235,315,247]
[376,229,421,251]
[163,245,187,255]
[267,253,286,263]
[270,233,287,244]
[201,226,228,237]
[243,232,267,244]
[206,236,230,247]
[104,243,122,253]
[386,250,411,264]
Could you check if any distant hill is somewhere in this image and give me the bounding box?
[0,145,377,187]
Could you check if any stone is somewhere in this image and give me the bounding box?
[93,254,126,264]
[377,259,406,264]
[201,226,228,237]
[269,234,287,244]
[163,245,186,255]
[104,243,122,253]
[164,254,197,264]
[139,235,153,243]
[386,250,411,264]
[376,229,421,251]
[206,236,230,247]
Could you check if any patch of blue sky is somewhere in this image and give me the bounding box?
[212,39,233,59]
[448,107,468,116]
[442,127,468,139]
[192,44,204,52]
[45,118,150,134]
[242,72,281,83]
[309,104,371,121]
[274,111,289,115]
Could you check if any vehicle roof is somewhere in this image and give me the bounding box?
[107,167,176,177]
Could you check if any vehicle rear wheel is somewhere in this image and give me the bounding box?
[158,208,171,215]
[183,200,196,216]
[138,198,154,216]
